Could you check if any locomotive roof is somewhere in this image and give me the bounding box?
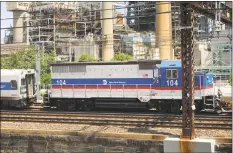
[50,60,162,66]
[160,60,181,68]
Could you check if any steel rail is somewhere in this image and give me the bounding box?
[1,116,231,130]
[0,112,232,121]
[1,110,232,117]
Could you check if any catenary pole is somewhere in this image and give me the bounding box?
[180,2,195,139]
[36,43,41,103]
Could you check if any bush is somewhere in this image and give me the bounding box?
[77,53,98,62]
[111,53,132,61]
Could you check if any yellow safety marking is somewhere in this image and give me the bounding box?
[179,138,194,153]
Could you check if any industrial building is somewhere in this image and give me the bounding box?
[2,1,232,69]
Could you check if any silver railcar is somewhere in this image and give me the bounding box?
[0,69,36,108]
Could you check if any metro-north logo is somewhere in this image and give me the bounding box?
[102,80,107,85]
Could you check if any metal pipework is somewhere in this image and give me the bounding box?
[155,1,173,60]
[102,2,114,61]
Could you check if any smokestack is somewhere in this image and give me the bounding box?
[102,2,114,61]
[156,2,173,60]
[13,11,25,43]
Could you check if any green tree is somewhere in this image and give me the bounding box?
[76,53,98,62]
[0,45,56,86]
[112,53,132,61]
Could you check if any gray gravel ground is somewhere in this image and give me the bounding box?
[1,122,231,138]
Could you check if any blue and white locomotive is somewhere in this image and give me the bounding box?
[0,69,36,108]
[47,60,223,113]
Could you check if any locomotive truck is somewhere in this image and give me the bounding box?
[45,60,224,113]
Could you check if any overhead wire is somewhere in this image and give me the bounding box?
[0,2,171,21]
[1,2,231,46]
[0,2,231,21]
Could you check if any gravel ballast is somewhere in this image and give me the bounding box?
[1,122,231,138]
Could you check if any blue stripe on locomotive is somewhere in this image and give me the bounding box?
[0,82,17,90]
[52,78,154,85]
[51,75,212,87]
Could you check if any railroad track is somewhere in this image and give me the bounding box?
[1,111,232,130]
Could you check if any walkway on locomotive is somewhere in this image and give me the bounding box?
[50,60,215,101]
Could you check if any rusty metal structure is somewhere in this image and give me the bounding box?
[180,2,195,139]
[180,1,232,139]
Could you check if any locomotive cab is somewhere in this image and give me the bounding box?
[154,60,182,99]
[149,60,223,113]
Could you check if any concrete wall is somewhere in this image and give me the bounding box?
[1,130,164,153]
[194,29,232,66]
[60,42,99,60]
[0,129,232,153]
[194,42,212,66]
[7,2,30,11]
[122,33,155,60]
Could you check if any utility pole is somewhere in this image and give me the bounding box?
[36,43,41,103]
[69,39,72,62]
[231,2,233,129]
[180,2,195,139]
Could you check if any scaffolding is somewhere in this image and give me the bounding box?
[75,2,102,38]
[9,2,140,59]
[27,2,78,52]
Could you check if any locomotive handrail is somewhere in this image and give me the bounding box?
[50,83,153,86]
[123,84,125,98]
[50,83,154,98]
[72,84,74,97]
[97,84,99,97]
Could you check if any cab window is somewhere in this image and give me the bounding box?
[10,80,17,89]
[166,69,178,79]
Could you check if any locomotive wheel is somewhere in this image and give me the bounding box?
[81,100,93,111]
[155,101,164,113]
[68,101,76,111]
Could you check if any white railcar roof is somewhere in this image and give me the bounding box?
[1,69,35,76]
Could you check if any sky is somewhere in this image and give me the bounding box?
[1,1,13,44]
